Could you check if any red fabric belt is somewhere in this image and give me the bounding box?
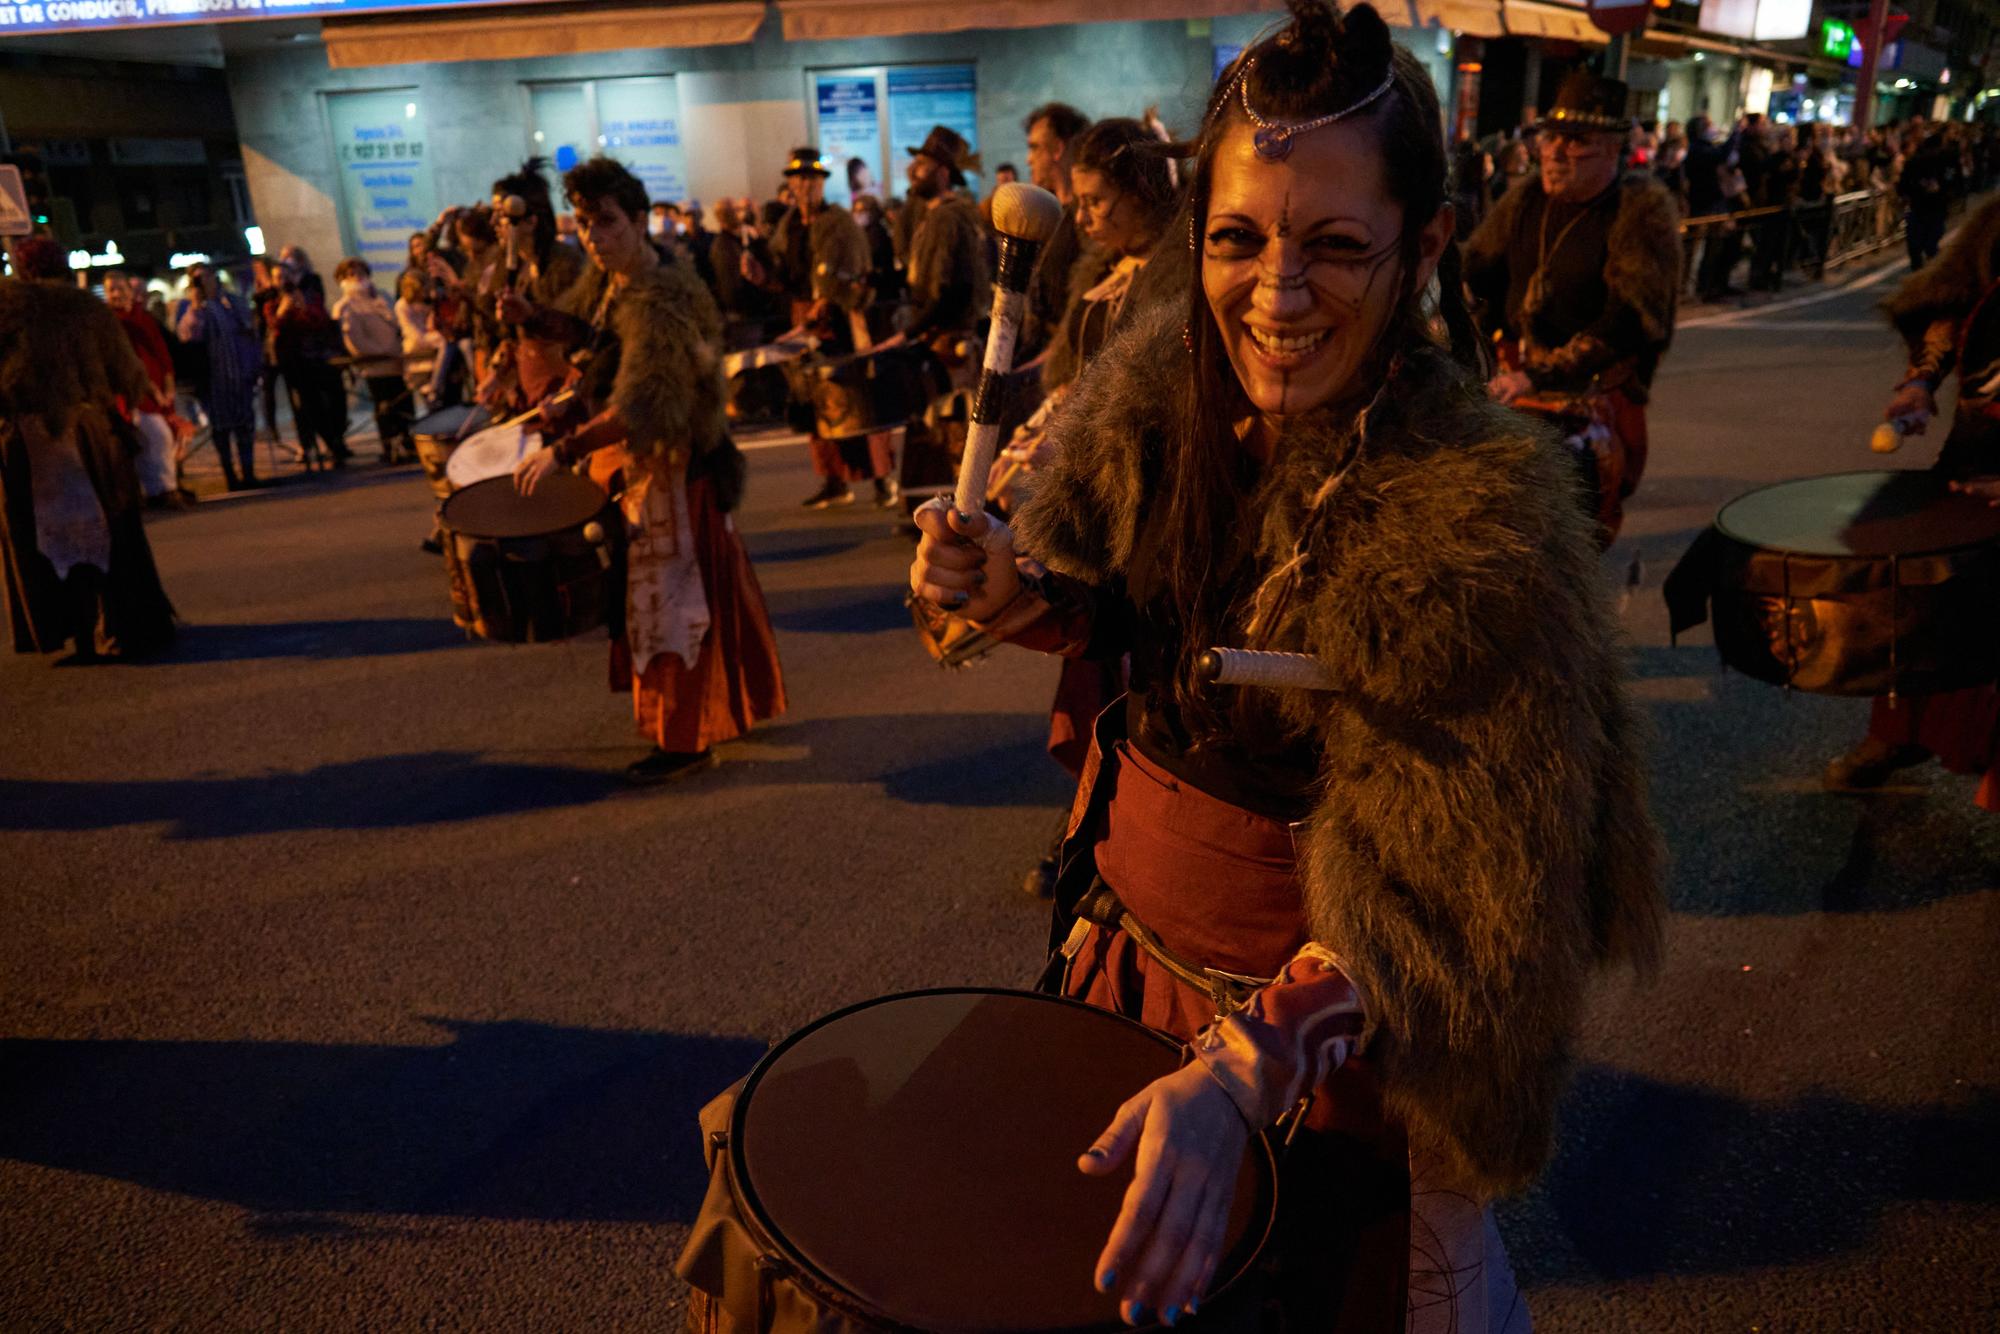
[1090,738,1307,981]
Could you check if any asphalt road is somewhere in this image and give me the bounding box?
[3,260,1996,1333]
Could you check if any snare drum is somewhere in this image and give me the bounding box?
[676,988,1277,1333]
[439,473,616,643]
[1668,469,2000,695]
[809,344,953,441]
[723,340,816,430]
[411,404,488,503]
[446,420,539,490]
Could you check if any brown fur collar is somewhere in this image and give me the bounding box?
[562,256,728,471]
[0,279,149,435]
[1882,190,2000,345]
[1016,304,1665,1197]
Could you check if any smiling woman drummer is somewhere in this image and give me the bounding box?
[909,4,1664,1329]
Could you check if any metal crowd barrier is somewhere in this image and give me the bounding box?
[1676,188,1912,300]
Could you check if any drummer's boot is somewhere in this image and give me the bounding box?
[801,478,854,510]
[625,748,719,786]
[1823,736,1933,791]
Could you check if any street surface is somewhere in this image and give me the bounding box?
[3,261,1997,1332]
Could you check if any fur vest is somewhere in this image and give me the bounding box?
[1466,172,1682,396]
[774,204,873,308]
[1881,190,2000,348]
[1014,306,1665,1198]
[0,279,149,436]
[906,193,990,306]
[561,256,729,471]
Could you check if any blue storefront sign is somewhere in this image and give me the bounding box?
[886,64,978,187]
[327,89,438,272]
[815,74,882,208]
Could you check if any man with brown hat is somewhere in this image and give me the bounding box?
[770,146,895,509]
[891,125,992,519]
[1466,70,1681,544]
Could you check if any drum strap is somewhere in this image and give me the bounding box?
[1054,878,1278,1020]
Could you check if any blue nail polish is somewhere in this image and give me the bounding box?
[1084,1147,1106,1159]
[1164,1305,1181,1326]
[1098,1269,1116,1291]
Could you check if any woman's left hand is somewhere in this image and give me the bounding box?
[513,444,561,496]
[1079,1062,1250,1327]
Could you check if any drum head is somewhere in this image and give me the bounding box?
[412,404,484,443]
[441,473,606,540]
[1716,469,2000,558]
[446,422,538,489]
[733,989,1275,1333]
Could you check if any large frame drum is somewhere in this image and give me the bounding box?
[1686,470,2000,695]
[809,344,953,441]
[440,473,616,643]
[678,988,1277,1333]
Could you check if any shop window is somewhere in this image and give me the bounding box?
[807,63,979,208]
[325,89,439,273]
[527,77,690,211]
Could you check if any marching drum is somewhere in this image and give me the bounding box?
[445,420,540,491]
[440,473,616,643]
[411,403,489,503]
[1667,469,2000,696]
[678,988,1278,1334]
[723,339,817,431]
[808,344,954,441]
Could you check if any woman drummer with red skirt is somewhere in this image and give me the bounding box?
[910,5,1663,1329]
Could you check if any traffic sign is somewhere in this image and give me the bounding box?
[1589,0,1653,36]
[0,166,32,238]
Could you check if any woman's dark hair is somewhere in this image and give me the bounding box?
[454,204,497,248]
[1155,0,1480,736]
[1071,117,1180,238]
[562,155,649,222]
[492,157,558,266]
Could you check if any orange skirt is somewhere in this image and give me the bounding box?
[597,461,787,753]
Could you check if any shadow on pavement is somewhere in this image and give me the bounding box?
[1626,644,2000,917]
[1506,1065,1999,1283]
[723,713,1074,810]
[136,618,471,665]
[744,527,874,565]
[0,1020,765,1224]
[0,752,621,838]
[764,585,914,636]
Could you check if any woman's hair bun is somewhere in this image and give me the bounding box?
[1276,1,1394,83]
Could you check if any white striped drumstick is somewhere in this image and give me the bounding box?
[952,183,1066,519]
[1195,648,1338,692]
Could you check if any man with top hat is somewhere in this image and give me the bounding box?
[770,146,898,510]
[1465,69,1681,544]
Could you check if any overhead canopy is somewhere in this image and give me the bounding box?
[324,1,765,68]
[1501,0,1605,44]
[777,0,1289,41]
[1408,0,1507,38]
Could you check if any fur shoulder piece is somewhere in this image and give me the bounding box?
[1882,191,2000,344]
[1463,177,1536,278]
[1012,297,1183,583]
[809,206,872,295]
[583,258,728,466]
[1606,172,1683,347]
[0,279,148,433]
[909,194,989,302]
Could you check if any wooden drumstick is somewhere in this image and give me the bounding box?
[1196,648,1338,692]
[952,183,1066,518]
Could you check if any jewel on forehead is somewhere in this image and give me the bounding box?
[1253,127,1293,161]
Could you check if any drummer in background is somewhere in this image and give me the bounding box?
[910,5,1662,1328]
[511,156,787,785]
[999,115,1180,900]
[480,158,586,418]
[1823,194,2000,800]
[1463,70,1682,544]
[770,147,898,511]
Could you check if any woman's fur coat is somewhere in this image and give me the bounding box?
[1015,305,1664,1198]
[1881,190,2000,348]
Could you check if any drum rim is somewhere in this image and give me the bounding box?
[440,472,608,539]
[411,404,481,438]
[1714,468,2000,559]
[727,985,1280,1334]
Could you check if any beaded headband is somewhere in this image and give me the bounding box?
[1228,55,1396,162]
